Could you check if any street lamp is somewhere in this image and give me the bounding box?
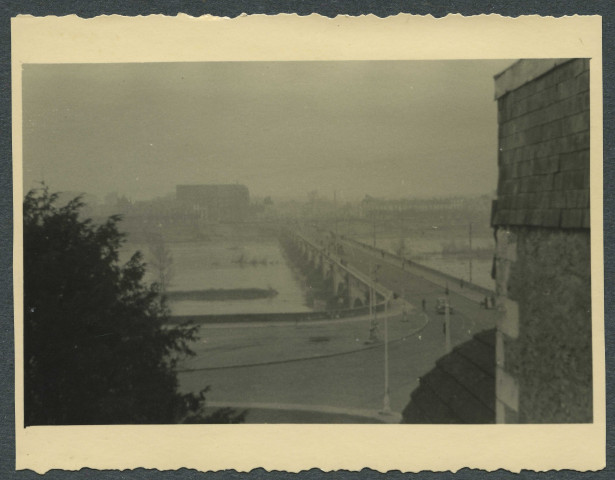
[444,294,451,354]
[468,222,473,284]
[381,293,392,415]
[368,264,380,343]
[370,264,391,416]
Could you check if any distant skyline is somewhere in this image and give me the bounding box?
[22,60,513,202]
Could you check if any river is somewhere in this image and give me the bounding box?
[121,240,311,315]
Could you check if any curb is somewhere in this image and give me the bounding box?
[206,401,403,424]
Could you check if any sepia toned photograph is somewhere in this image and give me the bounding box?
[12,14,604,473]
[21,57,593,426]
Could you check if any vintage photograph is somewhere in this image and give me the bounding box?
[21,57,592,426]
[12,13,606,474]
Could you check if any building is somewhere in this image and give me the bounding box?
[491,59,592,423]
[402,59,592,424]
[176,184,250,223]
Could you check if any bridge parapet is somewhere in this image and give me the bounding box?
[339,234,495,297]
[291,232,393,307]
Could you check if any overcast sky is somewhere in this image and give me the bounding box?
[22,60,513,202]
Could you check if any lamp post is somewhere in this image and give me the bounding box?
[373,267,378,326]
[370,263,391,415]
[372,211,377,248]
[469,222,473,284]
[368,264,380,344]
[444,295,451,354]
[334,190,339,255]
[369,267,374,317]
[382,294,391,414]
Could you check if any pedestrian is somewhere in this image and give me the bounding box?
[445,284,449,296]
[422,298,426,311]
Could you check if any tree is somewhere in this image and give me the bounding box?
[23,187,245,425]
[146,231,174,294]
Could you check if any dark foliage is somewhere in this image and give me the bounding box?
[23,187,245,425]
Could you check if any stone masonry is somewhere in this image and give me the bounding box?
[492,59,592,423]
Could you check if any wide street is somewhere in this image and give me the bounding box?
[177,233,497,423]
[336,235,496,347]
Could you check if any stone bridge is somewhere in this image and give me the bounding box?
[290,232,392,309]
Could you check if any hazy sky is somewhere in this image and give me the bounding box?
[22,60,513,202]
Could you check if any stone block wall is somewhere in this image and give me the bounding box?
[492,59,592,423]
[494,227,592,422]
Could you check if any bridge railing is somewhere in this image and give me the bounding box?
[294,232,393,301]
[340,234,495,297]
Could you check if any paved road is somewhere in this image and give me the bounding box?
[177,304,426,370]
[178,232,497,422]
[179,310,439,421]
[342,237,492,305]
[336,236,497,347]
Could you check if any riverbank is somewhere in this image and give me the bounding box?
[122,239,312,315]
[166,288,278,302]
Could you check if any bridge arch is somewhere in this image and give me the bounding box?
[291,232,393,313]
